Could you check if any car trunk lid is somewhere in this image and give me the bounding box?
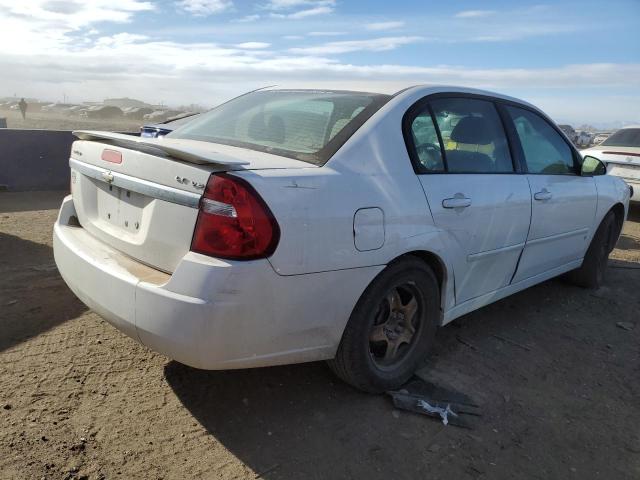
[70,132,313,273]
[586,146,640,166]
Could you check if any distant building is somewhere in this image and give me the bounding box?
[103,97,151,109]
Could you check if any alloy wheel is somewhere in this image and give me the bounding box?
[368,283,422,370]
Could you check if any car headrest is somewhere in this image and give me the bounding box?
[450,116,493,145]
[248,113,285,144]
[267,115,285,144]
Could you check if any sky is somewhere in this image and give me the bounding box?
[0,0,638,126]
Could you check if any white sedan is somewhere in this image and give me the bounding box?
[582,125,640,202]
[53,86,630,393]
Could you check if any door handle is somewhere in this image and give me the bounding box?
[442,196,472,209]
[534,189,552,201]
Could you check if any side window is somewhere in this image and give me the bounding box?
[409,111,444,172]
[505,106,576,174]
[430,98,514,173]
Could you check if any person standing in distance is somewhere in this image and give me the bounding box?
[18,98,27,120]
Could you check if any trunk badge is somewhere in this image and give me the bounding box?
[175,176,204,190]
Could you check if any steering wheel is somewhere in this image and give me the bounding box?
[416,143,442,169]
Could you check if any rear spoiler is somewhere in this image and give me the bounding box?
[73,130,250,166]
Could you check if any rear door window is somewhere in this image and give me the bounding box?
[430,98,514,173]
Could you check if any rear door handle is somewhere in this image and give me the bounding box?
[442,196,472,209]
[534,189,552,201]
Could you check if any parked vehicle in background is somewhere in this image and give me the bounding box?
[140,113,200,138]
[124,107,154,120]
[575,130,593,147]
[143,110,184,123]
[582,126,640,202]
[558,124,578,143]
[41,103,77,113]
[62,105,89,116]
[53,86,630,393]
[592,132,612,145]
[81,105,123,119]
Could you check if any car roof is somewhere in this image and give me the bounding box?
[262,84,539,110]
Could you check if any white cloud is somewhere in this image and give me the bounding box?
[455,10,496,18]
[290,36,423,55]
[0,0,153,55]
[0,0,153,29]
[233,14,260,22]
[176,0,233,16]
[263,0,334,10]
[235,41,271,49]
[466,24,580,42]
[308,31,346,36]
[365,21,404,31]
[263,0,334,18]
[270,6,333,19]
[95,32,149,46]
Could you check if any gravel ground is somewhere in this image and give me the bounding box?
[1,191,639,480]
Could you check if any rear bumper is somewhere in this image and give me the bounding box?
[606,165,640,202]
[616,178,640,202]
[53,196,381,369]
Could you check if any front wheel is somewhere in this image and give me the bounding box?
[328,257,440,393]
[566,211,617,288]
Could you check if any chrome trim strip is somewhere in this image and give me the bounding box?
[467,242,525,262]
[526,228,589,247]
[69,158,201,208]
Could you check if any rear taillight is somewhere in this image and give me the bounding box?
[191,173,280,260]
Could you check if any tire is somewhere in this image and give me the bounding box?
[328,257,440,393]
[566,211,617,288]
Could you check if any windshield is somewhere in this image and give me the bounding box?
[601,128,640,147]
[168,90,390,165]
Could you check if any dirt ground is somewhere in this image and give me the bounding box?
[0,109,142,132]
[1,191,639,480]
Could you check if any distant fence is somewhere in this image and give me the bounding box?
[0,129,76,191]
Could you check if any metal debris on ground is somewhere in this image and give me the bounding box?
[416,399,457,425]
[387,377,481,429]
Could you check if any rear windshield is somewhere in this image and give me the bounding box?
[601,128,640,147]
[168,90,390,165]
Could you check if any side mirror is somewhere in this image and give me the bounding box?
[581,155,606,176]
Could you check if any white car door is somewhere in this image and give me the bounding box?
[406,96,532,304]
[503,105,598,282]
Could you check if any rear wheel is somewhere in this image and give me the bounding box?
[566,211,617,288]
[328,257,439,393]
